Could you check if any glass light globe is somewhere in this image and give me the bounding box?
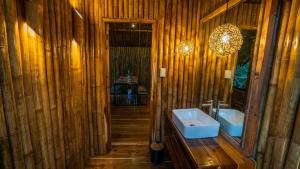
[178,41,194,56]
[209,23,243,56]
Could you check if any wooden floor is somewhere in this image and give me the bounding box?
[111,105,150,145]
[85,105,173,169]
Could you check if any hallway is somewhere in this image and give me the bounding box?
[85,106,173,169]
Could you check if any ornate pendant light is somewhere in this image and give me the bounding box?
[209,2,243,56]
[178,41,194,56]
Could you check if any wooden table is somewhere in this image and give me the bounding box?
[112,76,139,105]
[165,112,255,169]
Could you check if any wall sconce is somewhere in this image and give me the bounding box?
[72,8,83,45]
[178,41,194,56]
[73,8,83,19]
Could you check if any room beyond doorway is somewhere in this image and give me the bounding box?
[107,22,152,146]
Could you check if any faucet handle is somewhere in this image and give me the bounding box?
[206,100,213,103]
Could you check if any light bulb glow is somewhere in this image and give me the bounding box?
[221,33,230,43]
[131,23,137,29]
[178,41,194,56]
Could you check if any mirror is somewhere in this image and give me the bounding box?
[215,29,256,143]
[232,29,256,111]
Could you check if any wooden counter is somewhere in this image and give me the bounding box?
[165,112,255,169]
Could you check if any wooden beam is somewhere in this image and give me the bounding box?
[110,29,152,32]
[200,0,243,23]
[102,18,156,24]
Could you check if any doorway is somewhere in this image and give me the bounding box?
[102,19,157,148]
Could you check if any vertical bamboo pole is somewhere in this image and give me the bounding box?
[218,12,226,102]
[186,0,196,107]
[108,0,113,18]
[134,0,138,18]
[149,0,153,19]
[261,1,298,167]
[0,36,26,169]
[150,1,158,143]
[208,20,218,101]
[35,0,58,166]
[91,0,99,155]
[51,0,66,167]
[154,0,165,142]
[284,103,300,169]
[144,0,149,19]
[198,3,208,106]
[0,3,14,169]
[203,20,213,102]
[84,0,94,157]
[114,0,118,18]
[119,0,124,18]
[18,2,46,169]
[167,0,177,111]
[43,0,65,168]
[160,0,171,141]
[4,0,36,168]
[191,0,201,106]
[177,0,187,107]
[0,88,13,169]
[94,0,106,155]
[162,0,171,111]
[61,0,72,167]
[124,0,128,18]
[255,1,291,168]
[129,0,133,18]
[28,21,51,169]
[182,0,192,107]
[172,0,182,108]
[189,0,197,107]
[139,0,143,18]
[271,4,300,167]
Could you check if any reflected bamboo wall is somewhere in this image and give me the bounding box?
[196,1,260,106]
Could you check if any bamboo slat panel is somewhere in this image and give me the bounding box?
[109,47,151,90]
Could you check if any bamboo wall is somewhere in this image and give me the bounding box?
[109,47,151,90]
[0,0,105,168]
[1,0,299,169]
[255,0,300,168]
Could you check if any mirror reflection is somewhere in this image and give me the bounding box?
[218,29,256,141]
[202,28,256,142]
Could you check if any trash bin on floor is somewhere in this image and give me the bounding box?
[150,142,164,164]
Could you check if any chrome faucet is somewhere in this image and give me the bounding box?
[216,100,229,120]
[201,100,213,117]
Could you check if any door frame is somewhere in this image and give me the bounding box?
[101,18,158,149]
